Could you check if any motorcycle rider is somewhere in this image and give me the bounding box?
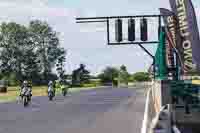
[48,81,55,96]
[20,80,32,100]
[60,80,67,94]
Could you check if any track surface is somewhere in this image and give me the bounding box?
[0,87,146,133]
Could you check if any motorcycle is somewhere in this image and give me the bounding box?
[48,86,55,101]
[21,87,31,107]
[62,87,68,96]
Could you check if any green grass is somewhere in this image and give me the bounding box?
[0,86,48,103]
[0,86,101,103]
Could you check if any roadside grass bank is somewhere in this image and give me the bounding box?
[0,86,101,103]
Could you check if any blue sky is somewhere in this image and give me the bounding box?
[0,0,200,75]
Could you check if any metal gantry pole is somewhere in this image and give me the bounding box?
[106,18,110,44]
[76,14,163,20]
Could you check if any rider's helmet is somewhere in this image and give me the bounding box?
[23,80,28,86]
[60,80,64,85]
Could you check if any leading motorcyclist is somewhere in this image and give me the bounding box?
[20,80,32,100]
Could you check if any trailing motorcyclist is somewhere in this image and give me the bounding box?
[47,80,55,100]
[60,80,68,96]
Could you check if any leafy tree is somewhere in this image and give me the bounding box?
[98,67,119,84]
[2,73,18,86]
[21,48,41,84]
[0,20,66,85]
[79,64,90,84]
[28,20,65,83]
[132,72,151,82]
[56,48,66,81]
[0,22,29,82]
[72,64,90,86]
[118,65,129,85]
[120,65,127,71]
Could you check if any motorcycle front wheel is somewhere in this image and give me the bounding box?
[62,88,68,96]
[48,92,53,101]
[62,90,66,96]
[23,96,28,107]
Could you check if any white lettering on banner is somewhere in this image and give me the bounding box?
[176,0,195,72]
[165,15,177,67]
[184,49,192,60]
[166,40,172,66]
[176,0,184,6]
[179,13,187,27]
[167,16,176,46]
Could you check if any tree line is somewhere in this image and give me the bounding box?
[68,64,151,87]
[0,20,66,85]
[97,65,151,85]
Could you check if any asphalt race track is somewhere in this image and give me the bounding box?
[0,87,146,133]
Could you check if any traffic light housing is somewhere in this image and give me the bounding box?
[128,19,135,41]
[115,19,123,42]
[140,18,148,41]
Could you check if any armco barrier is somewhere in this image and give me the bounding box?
[141,88,173,133]
[141,80,174,133]
[150,105,172,133]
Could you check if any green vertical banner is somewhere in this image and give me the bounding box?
[155,30,168,80]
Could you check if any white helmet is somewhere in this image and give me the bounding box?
[49,81,53,85]
[23,80,28,84]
